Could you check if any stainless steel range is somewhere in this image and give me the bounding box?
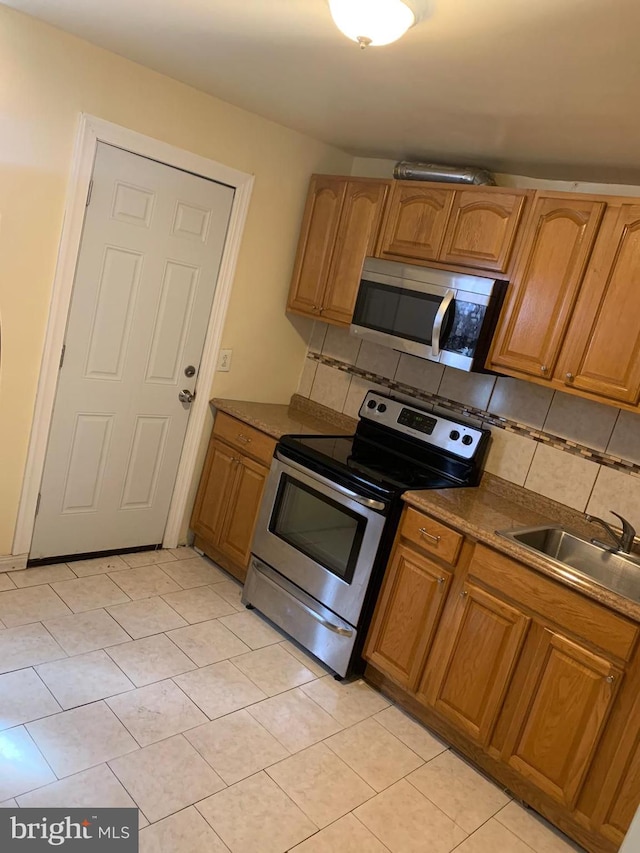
[243,392,490,677]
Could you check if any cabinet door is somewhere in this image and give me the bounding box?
[502,629,622,808]
[377,183,455,262]
[489,195,605,379]
[322,179,389,324]
[593,721,640,845]
[439,190,527,273]
[557,203,640,404]
[364,544,452,690]
[287,176,346,317]
[190,437,239,545]
[217,454,269,569]
[418,582,530,745]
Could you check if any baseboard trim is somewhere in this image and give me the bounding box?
[0,554,28,571]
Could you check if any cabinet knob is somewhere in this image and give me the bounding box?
[605,675,615,683]
[460,589,468,598]
[565,372,575,382]
[418,527,441,545]
[540,365,548,374]
[437,576,446,585]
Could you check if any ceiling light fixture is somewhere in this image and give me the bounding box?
[329,0,416,49]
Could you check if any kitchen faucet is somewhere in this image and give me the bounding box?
[586,510,636,554]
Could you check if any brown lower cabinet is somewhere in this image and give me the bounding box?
[364,506,640,853]
[190,412,275,582]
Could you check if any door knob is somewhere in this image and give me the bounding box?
[178,389,196,404]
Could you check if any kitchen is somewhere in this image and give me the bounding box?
[2,2,640,852]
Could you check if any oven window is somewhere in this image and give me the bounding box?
[354,280,452,345]
[270,475,366,584]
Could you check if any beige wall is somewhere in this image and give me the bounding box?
[0,6,352,555]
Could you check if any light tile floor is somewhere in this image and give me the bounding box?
[0,549,587,853]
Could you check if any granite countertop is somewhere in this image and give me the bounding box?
[404,474,640,622]
[210,394,357,440]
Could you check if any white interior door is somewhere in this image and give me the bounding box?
[30,142,234,559]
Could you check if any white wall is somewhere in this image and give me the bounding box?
[0,6,353,554]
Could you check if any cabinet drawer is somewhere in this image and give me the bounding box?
[470,544,638,661]
[400,507,463,565]
[213,412,276,466]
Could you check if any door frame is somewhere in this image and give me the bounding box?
[13,113,254,556]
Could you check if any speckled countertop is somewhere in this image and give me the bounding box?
[404,475,640,622]
[210,394,357,439]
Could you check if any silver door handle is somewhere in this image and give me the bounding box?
[178,389,195,404]
[432,288,455,357]
[275,451,387,512]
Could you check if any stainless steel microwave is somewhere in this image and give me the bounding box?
[350,257,506,372]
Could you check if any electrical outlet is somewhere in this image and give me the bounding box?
[217,349,232,372]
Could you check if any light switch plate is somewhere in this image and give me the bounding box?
[217,349,232,372]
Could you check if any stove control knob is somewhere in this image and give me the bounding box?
[377,403,387,413]
[462,435,474,446]
[367,399,377,409]
[449,430,460,441]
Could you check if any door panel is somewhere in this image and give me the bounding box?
[61,414,113,514]
[190,438,239,546]
[419,582,530,745]
[85,247,143,380]
[378,184,454,262]
[322,180,389,324]
[439,190,527,272]
[218,456,269,567]
[489,196,605,378]
[364,543,452,690]
[558,204,640,403]
[31,142,234,558]
[145,261,198,384]
[287,176,346,315]
[502,630,621,808]
[120,416,170,509]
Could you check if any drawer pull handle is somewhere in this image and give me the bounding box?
[418,527,441,545]
[237,434,252,444]
[605,675,615,683]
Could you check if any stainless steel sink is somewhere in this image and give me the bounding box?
[497,525,640,604]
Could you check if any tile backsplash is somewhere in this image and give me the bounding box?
[297,324,640,531]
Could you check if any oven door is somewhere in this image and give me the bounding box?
[251,452,388,627]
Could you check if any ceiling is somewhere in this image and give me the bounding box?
[6,0,640,183]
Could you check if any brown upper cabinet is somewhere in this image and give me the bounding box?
[286,175,389,326]
[488,194,606,380]
[556,202,640,405]
[376,182,529,274]
[489,195,640,407]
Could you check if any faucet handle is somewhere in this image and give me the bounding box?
[609,511,636,545]
[609,510,633,530]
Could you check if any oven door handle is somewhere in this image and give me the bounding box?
[275,451,387,512]
[432,288,455,357]
[298,600,354,637]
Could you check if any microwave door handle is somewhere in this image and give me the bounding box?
[431,289,455,357]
